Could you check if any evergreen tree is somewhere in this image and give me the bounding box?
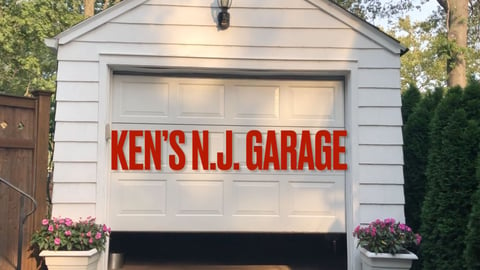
[403,87,443,232]
[401,84,421,124]
[465,155,480,270]
[463,79,480,270]
[420,86,480,270]
[463,79,480,121]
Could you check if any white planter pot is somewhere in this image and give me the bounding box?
[359,247,418,270]
[40,248,100,270]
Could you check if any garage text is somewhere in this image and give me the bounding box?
[111,130,348,171]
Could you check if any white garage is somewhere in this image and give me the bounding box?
[109,75,346,232]
[47,0,407,269]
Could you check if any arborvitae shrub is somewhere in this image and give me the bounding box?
[403,88,443,232]
[464,80,480,270]
[420,85,480,270]
[465,155,480,270]
[463,79,480,123]
[401,84,421,124]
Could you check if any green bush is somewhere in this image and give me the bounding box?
[420,84,480,270]
[403,88,443,232]
[401,84,421,124]
[464,155,480,270]
[463,79,480,270]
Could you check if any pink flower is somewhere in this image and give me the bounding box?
[416,234,422,245]
[103,224,108,232]
[65,218,73,227]
[81,233,85,238]
[370,227,377,237]
[58,218,65,224]
[95,232,102,240]
[42,219,49,226]
[89,238,93,244]
[48,225,54,232]
[86,231,92,237]
[65,230,72,236]
[384,218,395,224]
[54,238,61,245]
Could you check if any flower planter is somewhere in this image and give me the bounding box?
[40,248,100,270]
[359,247,418,270]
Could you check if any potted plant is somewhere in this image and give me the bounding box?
[353,218,421,270]
[31,216,111,270]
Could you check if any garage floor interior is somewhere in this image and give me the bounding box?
[109,233,347,270]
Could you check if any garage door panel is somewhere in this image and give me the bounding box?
[115,80,170,118]
[113,76,343,127]
[288,86,335,120]
[288,181,336,216]
[232,180,280,216]
[111,177,167,216]
[232,85,280,119]
[109,172,344,232]
[176,180,224,216]
[177,83,225,118]
[110,76,345,233]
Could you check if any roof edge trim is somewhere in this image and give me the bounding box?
[307,0,407,55]
[49,0,149,47]
[45,38,58,50]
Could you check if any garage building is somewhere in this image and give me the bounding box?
[47,0,407,269]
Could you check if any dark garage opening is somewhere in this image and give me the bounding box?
[109,232,347,270]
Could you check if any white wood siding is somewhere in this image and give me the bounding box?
[55,82,99,101]
[356,65,404,225]
[53,163,97,182]
[112,4,349,28]
[58,43,400,66]
[57,62,99,82]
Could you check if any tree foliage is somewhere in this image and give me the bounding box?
[403,87,443,232]
[0,0,122,96]
[401,84,421,122]
[462,80,480,270]
[0,0,84,95]
[388,16,447,91]
[335,0,480,89]
[333,0,420,22]
[464,155,480,270]
[420,83,480,270]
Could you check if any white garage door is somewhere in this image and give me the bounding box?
[109,75,346,233]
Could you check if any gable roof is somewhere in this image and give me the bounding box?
[45,0,407,55]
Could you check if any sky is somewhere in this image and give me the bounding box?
[375,0,439,30]
[408,0,439,22]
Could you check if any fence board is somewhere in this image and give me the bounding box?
[0,91,51,270]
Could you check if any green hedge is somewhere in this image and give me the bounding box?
[407,81,480,270]
[464,155,480,270]
[403,88,443,232]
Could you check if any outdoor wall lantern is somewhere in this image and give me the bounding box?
[217,0,232,30]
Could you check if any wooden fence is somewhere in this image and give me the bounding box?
[0,91,51,270]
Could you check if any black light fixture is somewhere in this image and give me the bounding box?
[217,0,232,30]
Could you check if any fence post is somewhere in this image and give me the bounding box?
[28,90,52,270]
